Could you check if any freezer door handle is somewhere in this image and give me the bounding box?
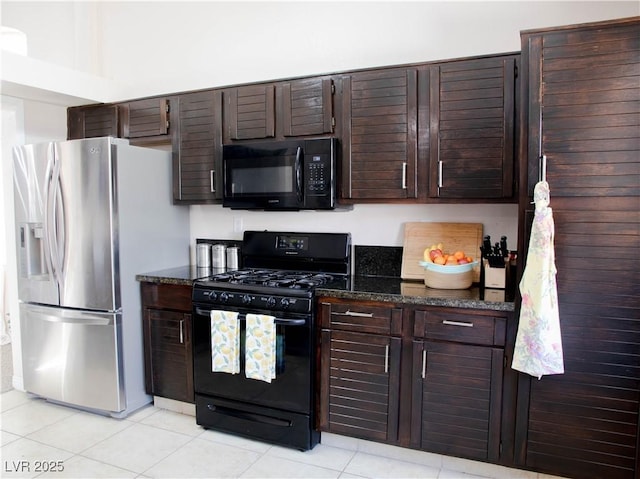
[24,304,116,326]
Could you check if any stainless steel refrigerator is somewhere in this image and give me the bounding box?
[13,137,189,417]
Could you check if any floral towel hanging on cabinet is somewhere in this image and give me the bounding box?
[512,181,564,379]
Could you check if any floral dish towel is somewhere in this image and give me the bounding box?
[210,310,240,374]
[245,314,276,383]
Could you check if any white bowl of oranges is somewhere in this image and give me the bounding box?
[419,244,478,289]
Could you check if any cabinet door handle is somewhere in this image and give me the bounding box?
[421,349,427,379]
[401,162,407,189]
[442,319,473,328]
[539,154,547,183]
[384,344,390,373]
[333,310,374,318]
[179,319,184,344]
[210,170,216,193]
[438,160,443,188]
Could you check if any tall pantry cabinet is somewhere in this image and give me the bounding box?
[515,17,639,479]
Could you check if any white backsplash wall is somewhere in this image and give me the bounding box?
[189,203,518,265]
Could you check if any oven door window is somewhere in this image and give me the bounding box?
[192,305,313,414]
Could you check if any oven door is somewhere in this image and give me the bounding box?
[192,303,313,415]
[222,142,303,210]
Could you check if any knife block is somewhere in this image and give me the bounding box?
[483,258,507,289]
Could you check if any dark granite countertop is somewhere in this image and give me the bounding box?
[317,276,515,312]
[135,265,217,286]
[136,266,515,312]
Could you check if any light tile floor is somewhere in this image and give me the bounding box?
[1,390,568,479]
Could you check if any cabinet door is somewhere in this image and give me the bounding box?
[517,19,640,479]
[174,91,222,203]
[67,105,119,140]
[428,56,517,198]
[319,329,402,444]
[341,68,418,200]
[123,98,170,139]
[525,24,639,197]
[281,77,334,137]
[226,84,275,140]
[411,340,503,462]
[144,309,194,403]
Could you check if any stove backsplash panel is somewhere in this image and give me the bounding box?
[354,245,403,277]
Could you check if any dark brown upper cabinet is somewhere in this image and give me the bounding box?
[280,77,335,137]
[173,91,223,204]
[524,21,639,198]
[225,84,275,141]
[341,68,418,201]
[122,98,171,139]
[426,55,518,199]
[67,104,119,140]
[224,78,335,142]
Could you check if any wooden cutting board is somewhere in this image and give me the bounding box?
[401,222,483,282]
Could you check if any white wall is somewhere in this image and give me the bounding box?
[190,203,519,251]
[95,1,639,98]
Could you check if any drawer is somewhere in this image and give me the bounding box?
[319,301,403,336]
[141,282,192,312]
[414,310,506,346]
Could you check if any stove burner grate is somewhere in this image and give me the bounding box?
[205,269,335,290]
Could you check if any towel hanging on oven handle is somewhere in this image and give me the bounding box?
[195,307,306,326]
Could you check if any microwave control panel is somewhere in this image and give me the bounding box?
[305,155,331,194]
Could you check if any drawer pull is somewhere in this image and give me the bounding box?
[179,319,184,344]
[334,310,374,318]
[384,345,389,373]
[442,319,473,328]
[421,349,427,379]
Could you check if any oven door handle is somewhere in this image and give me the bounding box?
[194,308,307,326]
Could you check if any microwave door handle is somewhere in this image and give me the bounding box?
[295,146,303,203]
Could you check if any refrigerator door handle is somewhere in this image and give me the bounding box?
[42,146,58,288]
[53,160,66,284]
[47,150,66,295]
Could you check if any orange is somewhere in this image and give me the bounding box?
[454,251,465,260]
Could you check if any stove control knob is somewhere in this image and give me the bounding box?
[219,292,229,303]
[242,294,252,305]
[280,298,290,309]
[207,291,217,302]
[266,296,277,308]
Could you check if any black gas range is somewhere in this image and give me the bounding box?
[193,268,347,313]
[192,231,351,450]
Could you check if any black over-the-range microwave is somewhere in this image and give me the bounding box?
[222,138,337,210]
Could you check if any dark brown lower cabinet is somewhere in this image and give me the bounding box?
[318,299,404,444]
[141,282,194,403]
[318,297,512,463]
[410,340,503,461]
[320,329,402,443]
[410,309,507,462]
